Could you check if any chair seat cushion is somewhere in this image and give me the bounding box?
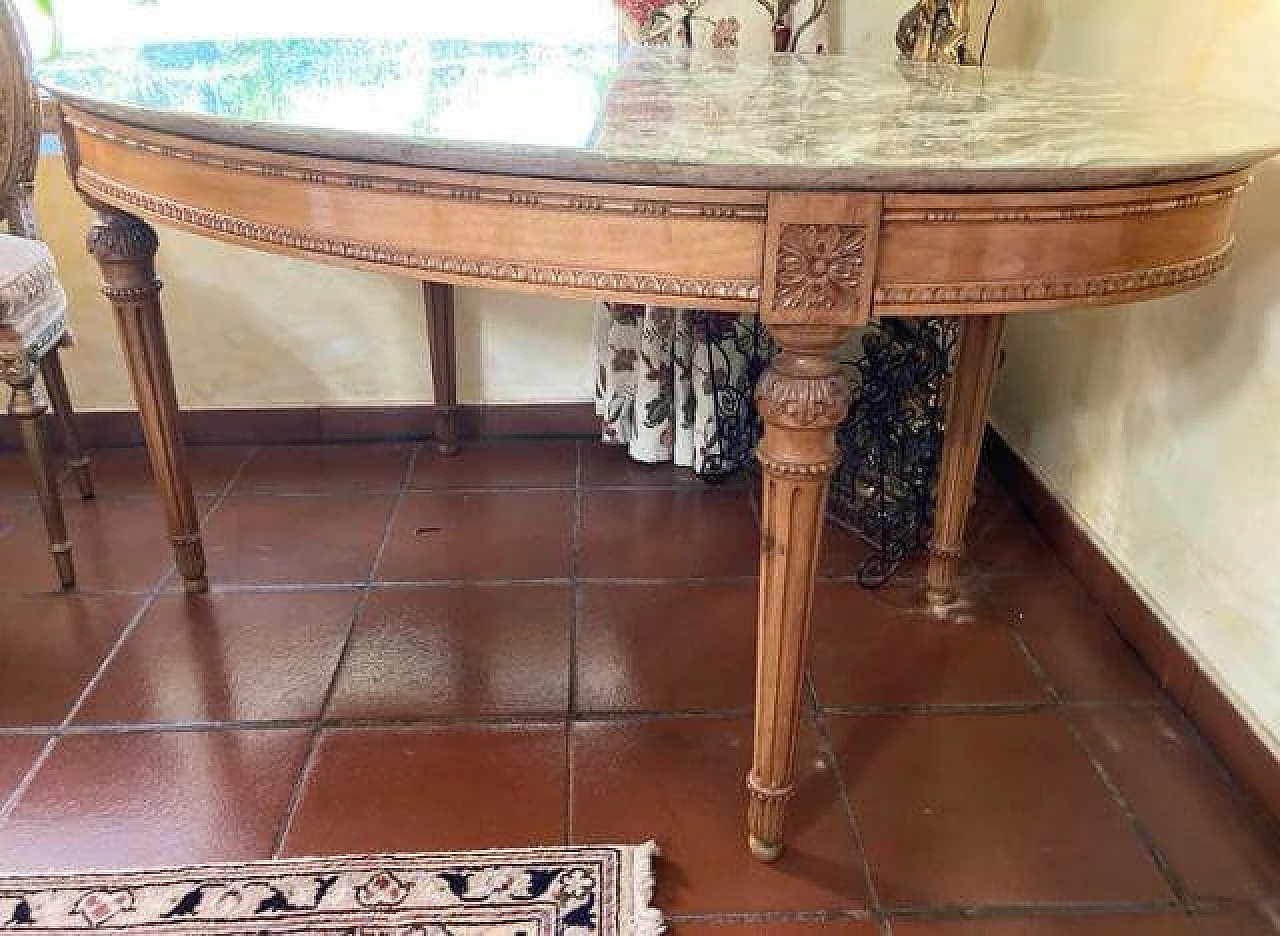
[0,233,67,358]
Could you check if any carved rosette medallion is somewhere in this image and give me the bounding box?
[772,224,867,319]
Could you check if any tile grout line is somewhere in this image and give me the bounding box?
[1002,607,1194,910]
[1056,703,1194,910]
[665,910,876,925]
[805,673,889,934]
[565,439,584,845]
[0,444,260,823]
[885,900,1185,922]
[268,443,419,859]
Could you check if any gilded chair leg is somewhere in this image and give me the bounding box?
[40,342,94,500]
[3,350,75,589]
[926,315,1006,608]
[748,323,853,862]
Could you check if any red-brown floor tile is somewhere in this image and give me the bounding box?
[327,585,571,719]
[965,505,1065,578]
[984,576,1162,704]
[76,590,360,725]
[811,583,1046,708]
[201,493,396,585]
[818,520,928,582]
[0,728,309,872]
[67,446,252,499]
[376,490,573,582]
[0,593,143,726]
[831,712,1170,908]
[581,443,703,487]
[411,440,578,489]
[234,444,411,494]
[580,489,758,579]
[0,498,177,592]
[1193,904,1280,935]
[282,724,568,855]
[892,917,1195,935]
[571,717,867,915]
[576,582,756,713]
[0,452,39,498]
[0,736,46,804]
[671,924,876,935]
[1073,709,1280,899]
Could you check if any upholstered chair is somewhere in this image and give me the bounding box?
[0,0,94,589]
[596,0,830,472]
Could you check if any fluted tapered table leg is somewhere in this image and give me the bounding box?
[926,314,1006,608]
[87,209,207,593]
[422,281,459,455]
[748,323,853,862]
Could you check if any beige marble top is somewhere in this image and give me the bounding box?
[39,43,1280,190]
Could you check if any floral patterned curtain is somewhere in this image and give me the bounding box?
[594,0,830,471]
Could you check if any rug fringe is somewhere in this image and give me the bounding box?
[630,840,665,936]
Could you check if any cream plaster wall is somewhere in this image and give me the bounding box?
[37,151,597,409]
[931,0,1280,754]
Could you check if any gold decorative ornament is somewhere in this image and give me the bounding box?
[896,0,971,64]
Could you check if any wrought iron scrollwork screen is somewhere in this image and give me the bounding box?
[696,315,958,586]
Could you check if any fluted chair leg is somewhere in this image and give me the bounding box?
[4,350,75,589]
[40,343,94,499]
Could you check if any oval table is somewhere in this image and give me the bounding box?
[40,43,1280,861]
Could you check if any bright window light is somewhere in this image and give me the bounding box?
[17,0,620,53]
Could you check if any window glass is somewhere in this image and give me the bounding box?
[17,0,620,54]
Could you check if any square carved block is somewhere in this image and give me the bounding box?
[762,193,883,326]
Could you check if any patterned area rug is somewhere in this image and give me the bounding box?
[0,843,662,934]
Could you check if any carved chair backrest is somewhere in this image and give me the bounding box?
[0,0,40,237]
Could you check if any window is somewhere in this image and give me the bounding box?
[18,0,620,55]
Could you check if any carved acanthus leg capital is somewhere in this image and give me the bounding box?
[748,324,853,862]
[87,209,162,298]
[87,209,207,593]
[754,325,854,479]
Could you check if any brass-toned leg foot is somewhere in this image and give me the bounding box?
[748,834,783,863]
[69,456,94,499]
[434,407,460,456]
[925,547,961,610]
[183,576,209,595]
[174,535,208,594]
[52,543,75,590]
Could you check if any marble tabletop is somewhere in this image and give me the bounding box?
[39,40,1280,190]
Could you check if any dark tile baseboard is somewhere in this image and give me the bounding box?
[985,428,1280,822]
[0,403,600,450]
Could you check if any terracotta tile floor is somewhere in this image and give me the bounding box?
[0,439,1277,935]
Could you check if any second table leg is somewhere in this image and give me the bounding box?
[88,209,207,593]
[423,281,459,455]
[926,314,1006,608]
